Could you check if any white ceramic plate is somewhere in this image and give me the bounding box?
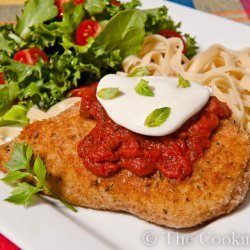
[1,1,250,249]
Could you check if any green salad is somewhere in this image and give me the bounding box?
[0,0,198,127]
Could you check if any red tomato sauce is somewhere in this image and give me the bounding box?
[77,83,231,180]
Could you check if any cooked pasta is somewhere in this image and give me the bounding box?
[123,34,250,132]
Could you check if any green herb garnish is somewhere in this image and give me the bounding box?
[177,75,190,88]
[1,143,77,212]
[128,67,150,77]
[144,107,171,127]
[97,87,121,100]
[135,79,154,97]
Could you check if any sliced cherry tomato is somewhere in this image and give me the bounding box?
[110,0,121,6]
[13,48,49,65]
[157,29,187,54]
[0,72,5,85]
[54,0,70,18]
[76,20,100,46]
[69,82,98,98]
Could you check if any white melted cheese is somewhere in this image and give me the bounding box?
[97,74,212,136]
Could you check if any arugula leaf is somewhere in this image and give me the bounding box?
[177,75,190,88]
[97,87,121,99]
[2,143,77,211]
[1,171,30,184]
[15,0,58,40]
[128,67,149,77]
[144,107,171,127]
[135,79,154,96]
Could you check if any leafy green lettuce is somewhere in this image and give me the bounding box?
[15,0,58,40]
[0,25,22,56]
[0,105,29,126]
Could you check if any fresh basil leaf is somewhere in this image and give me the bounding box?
[1,171,30,184]
[144,107,171,127]
[5,182,38,206]
[128,67,150,77]
[33,157,46,188]
[135,79,154,96]
[15,0,58,40]
[177,75,190,88]
[4,143,30,172]
[97,87,121,99]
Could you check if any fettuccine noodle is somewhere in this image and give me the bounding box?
[123,34,250,132]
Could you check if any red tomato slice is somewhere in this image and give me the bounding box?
[0,73,5,85]
[13,48,49,65]
[76,20,100,46]
[157,29,187,54]
[110,0,121,6]
[54,0,70,19]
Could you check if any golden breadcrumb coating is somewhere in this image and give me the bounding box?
[0,103,249,228]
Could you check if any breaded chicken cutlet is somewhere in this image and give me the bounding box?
[0,102,249,228]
